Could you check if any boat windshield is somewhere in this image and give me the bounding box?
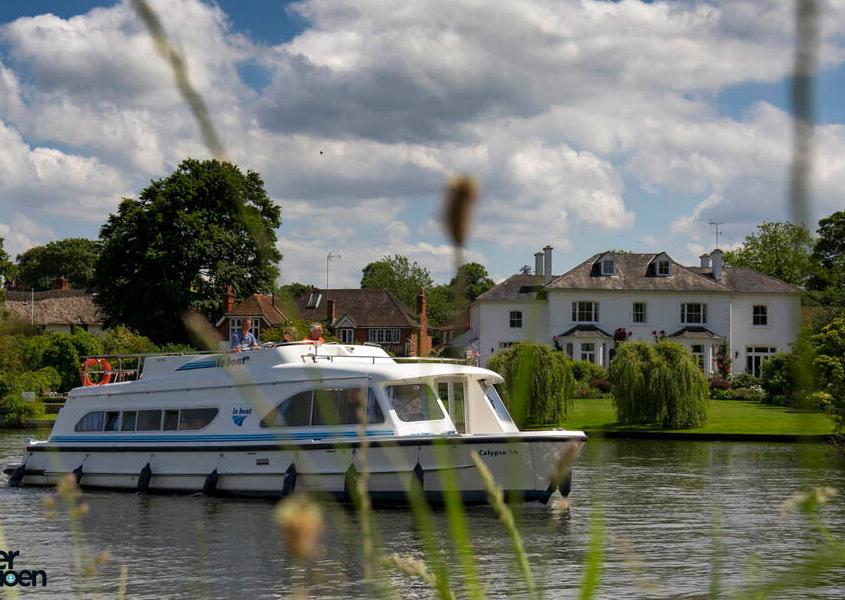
[479,381,516,425]
[384,383,445,422]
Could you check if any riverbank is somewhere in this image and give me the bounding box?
[551,398,837,441]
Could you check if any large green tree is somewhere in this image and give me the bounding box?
[723,222,813,287]
[361,255,434,310]
[807,210,845,306]
[15,238,102,291]
[95,159,282,344]
[0,237,11,304]
[449,262,495,304]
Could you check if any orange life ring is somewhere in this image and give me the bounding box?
[82,358,112,386]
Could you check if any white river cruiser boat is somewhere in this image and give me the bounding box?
[5,342,586,503]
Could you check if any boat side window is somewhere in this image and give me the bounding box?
[261,390,313,427]
[163,409,180,431]
[385,384,444,422]
[137,410,163,431]
[179,408,218,430]
[75,411,104,432]
[313,388,384,426]
[121,411,137,431]
[479,381,516,425]
[104,411,120,432]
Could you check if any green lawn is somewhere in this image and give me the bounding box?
[556,397,836,437]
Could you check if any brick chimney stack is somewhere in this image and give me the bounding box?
[417,288,430,357]
[55,276,69,290]
[326,299,336,324]
[224,285,235,313]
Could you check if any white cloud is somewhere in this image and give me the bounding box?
[0,213,55,258]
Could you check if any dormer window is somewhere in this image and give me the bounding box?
[600,259,616,276]
[305,292,322,309]
[656,260,671,277]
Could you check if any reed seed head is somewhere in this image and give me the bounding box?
[274,493,324,560]
[443,175,479,248]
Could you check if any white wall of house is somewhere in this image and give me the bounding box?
[478,288,800,376]
[477,300,548,365]
[729,293,801,375]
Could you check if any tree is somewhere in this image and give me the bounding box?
[0,237,11,305]
[486,342,573,427]
[808,210,845,306]
[279,282,311,300]
[15,238,102,291]
[95,159,282,344]
[360,255,434,310]
[723,222,813,287]
[609,340,708,429]
[449,262,494,304]
[811,318,845,433]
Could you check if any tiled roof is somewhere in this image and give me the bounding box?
[668,326,723,339]
[687,267,800,294]
[475,275,547,301]
[547,253,728,292]
[224,293,286,326]
[295,288,420,328]
[553,324,613,338]
[4,289,103,325]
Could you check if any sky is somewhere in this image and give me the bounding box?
[1,0,845,288]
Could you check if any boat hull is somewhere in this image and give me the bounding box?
[11,434,584,504]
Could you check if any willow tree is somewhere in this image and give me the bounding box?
[486,342,573,426]
[609,340,708,429]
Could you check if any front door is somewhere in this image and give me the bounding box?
[437,379,466,433]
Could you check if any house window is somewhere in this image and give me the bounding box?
[580,343,596,363]
[509,311,523,328]
[746,346,777,377]
[338,328,355,344]
[690,344,705,370]
[572,301,599,323]
[229,318,260,342]
[305,292,322,309]
[601,259,615,275]
[657,260,672,276]
[368,328,401,344]
[681,303,707,324]
[753,305,768,326]
[565,342,574,358]
[499,342,515,349]
[632,302,647,324]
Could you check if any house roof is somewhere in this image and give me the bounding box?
[3,289,103,326]
[475,275,547,301]
[547,253,729,292]
[554,324,613,339]
[295,288,420,328]
[687,267,800,294]
[668,326,723,339]
[221,293,286,326]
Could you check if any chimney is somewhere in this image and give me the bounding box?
[543,245,553,284]
[55,276,69,290]
[326,298,336,324]
[710,249,723,281]
[699,253,711,268]
[417,288,430,357]
[534,252,544,276]
[224,285,235,313]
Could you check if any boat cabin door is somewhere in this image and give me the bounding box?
[436,379,466,433]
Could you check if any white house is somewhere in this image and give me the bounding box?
[473,247,801,376]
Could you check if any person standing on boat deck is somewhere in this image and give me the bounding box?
[230,318,259,351]
[306,323,325,343]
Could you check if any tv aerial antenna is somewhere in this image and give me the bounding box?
[708,221,725,249]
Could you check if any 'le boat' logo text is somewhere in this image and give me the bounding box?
[0,550,47,588]
[232,407,253,427]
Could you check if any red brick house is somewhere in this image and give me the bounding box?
[215,286,286,343]
[295,288,431,356]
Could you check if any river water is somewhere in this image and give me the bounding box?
[1,429,844,599]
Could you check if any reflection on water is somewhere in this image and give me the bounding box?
[1,430,844,598]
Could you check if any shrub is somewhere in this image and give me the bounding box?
[730,372,761,390]
[591,379,611,393]
[710,378,731,391]
[0,368,60,426]
[733,385,766,403]
[570,360,607,384]
[42,329,103,391]
[486,342,573,426]
[102,324,158,355]
[609,340,708,429]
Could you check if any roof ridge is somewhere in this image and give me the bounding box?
[547,253,601,287]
